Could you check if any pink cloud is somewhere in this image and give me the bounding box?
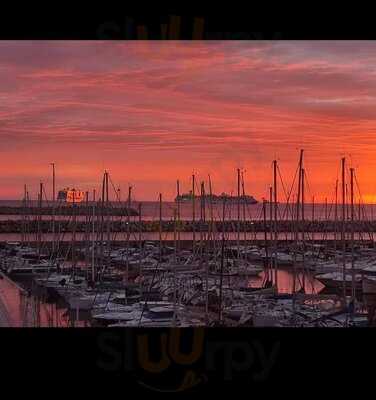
[1,41,376,201]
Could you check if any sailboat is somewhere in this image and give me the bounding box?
[362,275,376,295]
[315,271,362,290]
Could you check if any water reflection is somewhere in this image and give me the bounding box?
[0,266,324,327]
[0,276,70,327]
[248,270,324,294]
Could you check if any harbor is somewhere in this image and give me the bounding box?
[2,40,376,329]
[1,156,376,328]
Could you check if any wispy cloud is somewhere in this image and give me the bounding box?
[1,41,376,200]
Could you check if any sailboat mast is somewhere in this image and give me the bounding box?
[51,163,56,256]
[312,195,315,243]
[176,180,181,257]
[85,191,89,278]
[26,190,30,247]
[199,181,204,250]
[51,163,55,202]
[273,160,278,291]
[324,197,327,220]
[208,174,215,255]
[334,179,338,256]
[241,171,247,247]
[159,193,162,263]
[192,174,196,254]
[263,199,270,284]
[346,184,349,221]
[72,189,77,271]
[218,197,226,324]
[22,184,27,246]
[293,149,303,298]
[105,172,109,203]
[38,182,43,258]
[237,168,241,260]
[301,168,306,293]
[99,171,106,275]
[350,168,355,302]
[358,199,362,242]
[91,200,96,282]
[173,208,177,327]
[138,202,143,297]
[126,186,132,283]
[296,150,303,239]
[200,181,209,322]
[105,172,111,270]
[269,186,273,285]
[341,157,347,299]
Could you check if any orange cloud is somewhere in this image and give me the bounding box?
[1,41,376,201]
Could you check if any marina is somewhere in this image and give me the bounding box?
[1,157,375,328]
[2,40,376,329]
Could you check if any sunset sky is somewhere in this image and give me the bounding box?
[1,40,376,202]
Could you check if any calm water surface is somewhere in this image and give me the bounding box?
[2,200,376,221]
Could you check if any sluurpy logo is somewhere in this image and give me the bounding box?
[96,329,280,392]
[97,15,205,40]
[96,329,206,392]
[136,329,206,391]
[96,15,283,40]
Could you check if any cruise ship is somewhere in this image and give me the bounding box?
[57,188,85,203]
[175,191,258,204]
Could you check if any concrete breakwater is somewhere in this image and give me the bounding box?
[1,219,376,233]
[0,205,138,216]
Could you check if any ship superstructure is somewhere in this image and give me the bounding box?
[57,188,85,203]
[175,191,258,204]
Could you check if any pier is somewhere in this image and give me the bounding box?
[0,205,138,217]
[1,219,376,234]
